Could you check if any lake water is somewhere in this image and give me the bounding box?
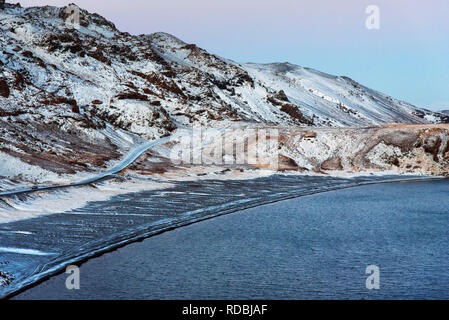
[14,179,449,299]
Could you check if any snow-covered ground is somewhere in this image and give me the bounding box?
[1,4,448,188]
[1,4,449,225]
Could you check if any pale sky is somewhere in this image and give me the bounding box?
[15,0,449,111]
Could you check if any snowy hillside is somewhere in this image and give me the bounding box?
[1,3,448,182]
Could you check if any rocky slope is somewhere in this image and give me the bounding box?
[128,124,449,177]
[1,3,448,184]
[277,124,449,176]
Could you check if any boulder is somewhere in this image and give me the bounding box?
[321,157,343,171]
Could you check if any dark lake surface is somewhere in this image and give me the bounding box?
[14,179,449,299]
[1,174,413,298]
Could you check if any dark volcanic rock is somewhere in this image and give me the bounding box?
[274,90,290,102]
[321,157,343,171]
[280,104,314,125]
[379,130,419,152]
[423,135,442,162]
[0,79,10,98]
[277,155,301,171]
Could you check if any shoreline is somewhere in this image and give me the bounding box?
[2,174,446,299]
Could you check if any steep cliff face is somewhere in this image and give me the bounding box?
[0,4,448,183]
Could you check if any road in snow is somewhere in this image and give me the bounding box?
[0,136,172,197]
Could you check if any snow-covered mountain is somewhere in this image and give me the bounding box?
[1,3,448,180]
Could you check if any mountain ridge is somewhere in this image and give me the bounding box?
[1,3,448,183]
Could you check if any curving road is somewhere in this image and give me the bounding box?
[0,136,172,197]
